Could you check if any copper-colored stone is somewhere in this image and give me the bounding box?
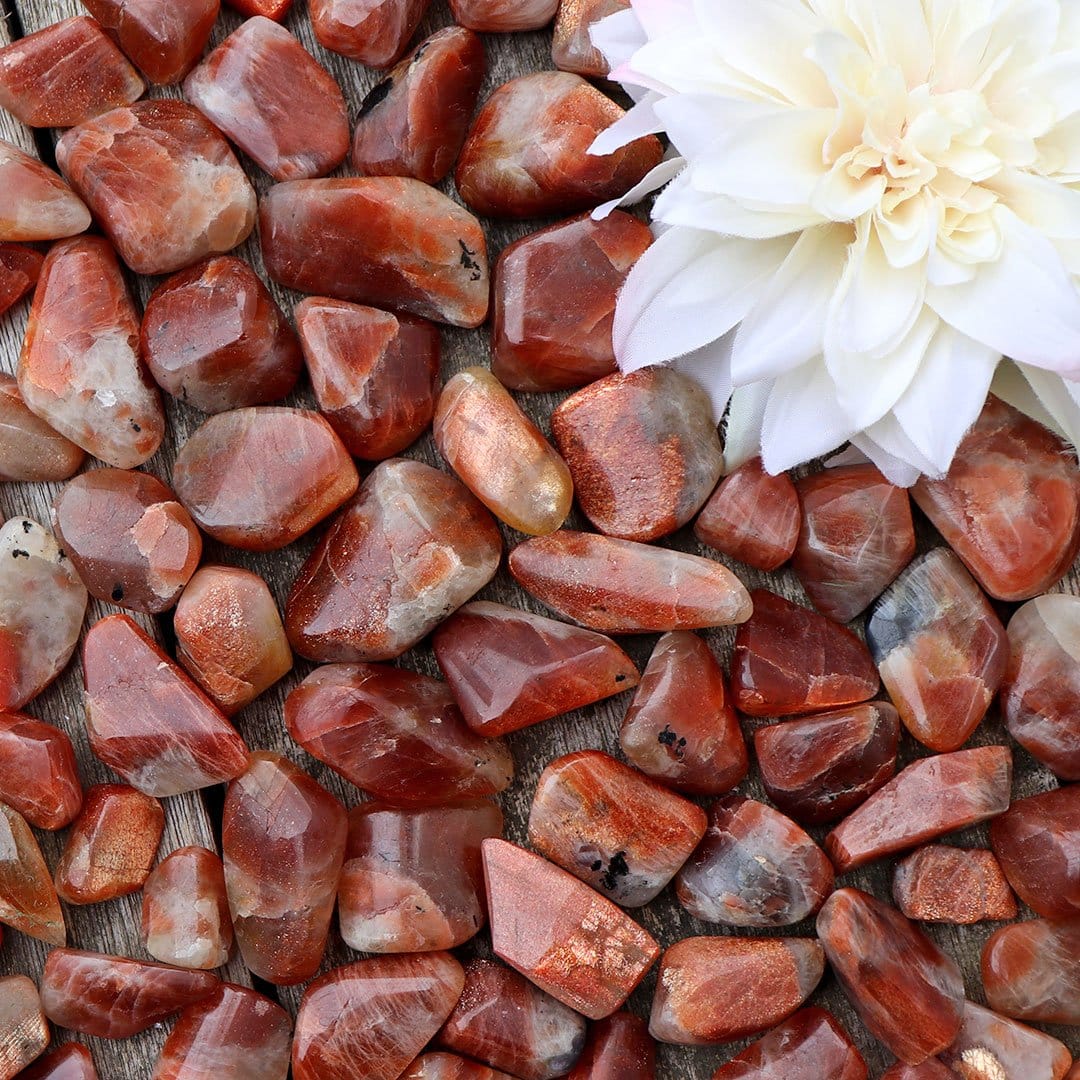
[0,711,82,830]
[566,1013,654,1080]
[0,802,65,946]
[402,1055,516,1080]
[982,917,1080,1025]
[881,1064,953,1080]
[938,1001,1073,1080]
[15,1044,98,1080]
[450,0,557,30]
[1,139,90,242]
[0,976,49,1080]
[225,0,292,19]
[0,374,84,484]
[552,0,629,76]
[0,246,43,319]
[892,846,1017,924]
[310,0,429,67]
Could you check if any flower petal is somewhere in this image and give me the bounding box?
[850,425,932,486]
[591,7,649,75]
[591,156,685,218]
[723,380,772,473]
[988,168,1080,239]
[998,362,1080,446]
[589,93,667,156]
[653,93,783,160]
[671,330,736,420]
[844,0,932,84]
[653,178,825,238]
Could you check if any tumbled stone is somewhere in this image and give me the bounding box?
[649,936,824,1045]
[226,0,292,19]
[754,702,900,825]
[55,783,163,905]
[676,796,834,928]
[817,888,964,1065]
[551,367,723,542]
[990,784,1080,919]
[0,140,90,242]
[0,375,84,483]
[436,367,574,535]
[0,803,65,944]
[295,299,439,460]
[40,950,218,1039]
[710,1007,867,1080]
[351,27,485,184]
[483,839,659,1019]
[938,1002,1073,1080]
[286,459,501,661]
[18,236,164,468]
[792,466,916,622]
[0,17,143,128]
[694,458,800,572]
[620,631,748,795]
[892,846,1016,924]
[0,712,81,831]
[173,566,292,716]
[510,530,752,633]
[731,590,878,717]
[310,0,429,67]
[141,257,302,414]
[0,245,42,318]
[982,917,1080,1025]
[16,1044,98,1080]
[223,753,346,985]
[825,746,1013,873]
[450,0,557,30]
[285,664,514,804]
[433,601,638,736]
[867,548,1009,751]
[339,800,502,953]
[914,397,1080,601]
[0,518,87,711]
[566,1013,653,1080]
[1001,594,1080,780]
[57,100,256,275]
[552,0,629,76]
[457,72,663,218]
[438,959,586,1080]
[52,468,202,614]
[491,212,650,393]
[0,976,49,1080]
[172,407,358,551]
[141,846,233,970]
[402,1055,516,1080]
[185,18,348,181]
[293,953,465,1080]
[83,613,249,797]
[881,1064,953,1080]
[152,984,291,1080]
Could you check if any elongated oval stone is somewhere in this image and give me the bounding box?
[552,0,629,76]
[0,802,66,946]
[450,0,557,30]
[0,140,90,242]
[0,711,82,830]
[982,917,1080,1025]
[15,1044,98,1080]
[892,846,1017,924]
[403,1055,517,1080]
[881,1063,953,1080]
[310,0,429,67]
[0,248,43,320]
[0,976,49,1079]
[937,1002,1073,1080]
[566,1013,654,1080]
[0,374,84,484]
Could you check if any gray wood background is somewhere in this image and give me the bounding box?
[0,1,1076,1077]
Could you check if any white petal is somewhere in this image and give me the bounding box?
[653,94,782,160]
[850,429,930,486]
[630,0,700,40]
[670,330,736,420]
[590,8,648,75]
[653,178,825,238]
[812,163,888,222]
[988,168,1080,239]
[591,156,685,218]
[843,0,932,84]
[1038,112,1080,182]
[875,191,937,268]
[723,380,772,473]
[589,94,666,156]
[857,412,942,478]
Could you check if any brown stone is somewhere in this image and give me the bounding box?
[15,1044,98,1080]
[881,1064,954,1080]
[0,803,65,944]
[552,0,630,77]
[0,140,90,242]
[566,1013,654,1080]
[892,846,1017,924]
[938,1002,1073,1080]
[0,245,43,319]
[450,0,558,30]
[0,374,84,483]
[982,917,1080,1025]
[225,0,292,19]
[310,0,430,67]
[402,1055,517,1080]
[0,976,49,1080]
[0,712,82,831]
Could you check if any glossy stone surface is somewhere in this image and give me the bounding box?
[990,784,1080,919]
[867,548,1009,751]
[16,1044,98,1080]
[982,917,1080,1025]
[551,368,723,542]
[0,803,65,944]
[152,984,291,1080]
[880,1064,953,1080]
[754,702,900,826]
[0,712,82,830]
[1001,594,1080,779]
[433,601,638,736]
[566,1012,654,1080]
[0,140,90,242]
[450,0,557,30]
[18,236,164,468]
[818,888,964,1065]
[620,631,748,796]
[226,0,292,18]
[528,750,706,906]
[0,518,87,711]
[676,796,834,928]
[293,953,465,1080]
[286,459,501,661]
[261,177,489,327]
[731,590,879,717]
[402,1055,516,1080]
[649,936,824,1045]
[892,846,1016,924]
[457,72,662,217]
[185,18,348,181]
[0,246,42,319]
[222,753,347,985]
[52,468,202,614]
[694,458,800,572]
[40,950,218,1039]
[173,566,292,716]
[295,299,439,460]
[141,846,233,970]
[552,0,629,76]
[491,211,651,393]
[938,1002,1073,1080]
[483,839,659,1019]
[0,17,143,128]
[0,375,84,483]
[83,613,249,797]
[285,664,514,804]
[438,958,586,1080]
[914,397,1080,601]
[141,257,302,414]
[172,408,358,551]
[825,746,1013,873]
[351,27,485,184]
[436,368,573,535]
[339,801,501,953]
[510,530,752,633]
[792,466,916,622]
[0,976,48,1080]
[55,783,164,905]
[56,100,256,276]
[310,0,429,67]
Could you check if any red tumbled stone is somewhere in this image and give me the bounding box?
[0,976,49,1079]
[225,0,292,19]
[817,888,965,1065]
[402,1055,516,1080]
[892,846,1017,924]
[881,1064,953,1080]
[185,18,348,181]
[731,590,879,717]
[0,711,82,830]
[552,0,629,76]
[938,1002,1073,1080]
[567,1012,654,1080]
[310,0,430,67]
[450,0,557,30]
[0,374,84,483]
[0,245,43,318]
[457,72,663,218]
[0,802,65,944]
[16,1044,98,1080]
[982,917,1080,1025]
[0,140,90,242]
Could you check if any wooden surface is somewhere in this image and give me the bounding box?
[1,2,1077,1077]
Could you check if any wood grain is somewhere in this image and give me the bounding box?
[2,1,1078,1077]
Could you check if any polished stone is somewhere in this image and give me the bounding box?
[982,917,1080,1025]
[402,1055,516,1080]
[0,976,49,1080]
[937,1001,1073,1080]
[566,1012,654,1080]
[0,374,84,483]
[892,846,1017,924]
[0,711,82,830]
[0,246,42,319]
[552,0,629,76]
[310,0,429,67]
[0,139,90,242]
[226,0,292,18]
[450,0,557,30]
[0,802,65,945]
[880,1064,953,1080]
[15,1044,99,1080]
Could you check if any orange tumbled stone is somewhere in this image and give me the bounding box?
[881,1064,953,1080]
[450,0,557,30]
[0,245,42,319]
[310,0,430,67]
[403,1055,517,1080]
[0,711,82,830]
[1,140,90,242]
[15,1043,98,1080]
[891,846,1017,924]
[0,975,49,1079]
[0,374,84,483]
[552,0,629,76]
[982,917,1080,1025]
[0,803,65,944]
[226,0,292,18]
[566,1012,655,1080]
[937,1001,1073,1080]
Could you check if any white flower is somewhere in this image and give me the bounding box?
[591,0,1080,484]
